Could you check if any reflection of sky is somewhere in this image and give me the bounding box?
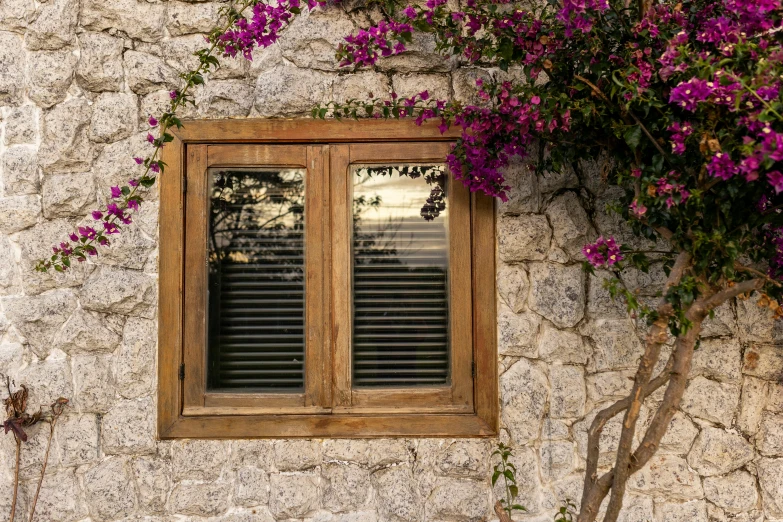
[353,165,449,268]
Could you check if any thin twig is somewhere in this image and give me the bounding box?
[574,74,669,159]
[10,437,20,522]
[734,263,782,288]
[27,419,57,522]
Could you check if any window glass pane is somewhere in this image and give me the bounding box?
[207,168,305,391]
[352,165,449,387]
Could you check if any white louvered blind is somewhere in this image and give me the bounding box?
[206,168,306,391]
[351,165,450,387]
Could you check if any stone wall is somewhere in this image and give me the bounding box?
[0,1,782,521]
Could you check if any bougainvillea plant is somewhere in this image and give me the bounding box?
[36,0,783,520]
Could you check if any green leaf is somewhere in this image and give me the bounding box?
[624,125,643,151]
[121,186,130,196]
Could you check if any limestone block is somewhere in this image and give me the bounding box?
[586,318,643,372]
[0,0,34,33]
[76,31,124,92]
[549,365,586,419]
[166,1,224,36]
[425,477,489,522]
[604,493,654,522]
[80,266,157,318]
[497,263,530,314]
[545,192,597,260]
[0,419,52,480]
[3,289,77,357]
[490,446,542,514]
[371,465,423,522]
[53,307,123,355]
[172,439,227,481]
[101,397,156,455]
[497,305,540,357]
[141,89,198,125]
[255,64,335,117]
[42,171,95,218]
[83,457,137,521]
[587,269,627,319]
[703,471,758,513]
[540,440,576,482]
[538,324,588,365]
[759,412,783,456]
[235,466,270,507]
[758,457,783,518]
[132,455,173,513]
[322,462,370,512]
[71,354,115,412]
[4,106,39,146]
[435,440,489,480]
[162,34,247,80]
[56,413,100,467]
[269,473,320,519]
[376,33,455,73]
[124,50,179,95]
[769,381,783,412]
[366,439,411,467]
[700,301,735,338]
[739,376,769,436]
[92,216,156,271]
[91,131,154,191]
[687,427,754,476]
[653,500,708,522]
[392,73,451,101]
[528,263,585,328]
[279,8,356,71]
[0,238,20,295]
[322,439,371,465]
[231,440,275,470]
[1,145,39,195]
[115,317,156,399]
[586,370,634,404]
[0,31,25,104]
[681,376,740,425]
[743,344,783,380]
[451,67,492,106]
[27,50,77,109]
[638,411,698,456]
[574,406,624,467]
[169,482,231,517]
[310,511,379,522]
[24,469,87,521]
[539,163,579,196]
[497,156,541,215]
[0,195,40,233]
[25,0,77,50]
[80,0,165,42]
[332,72,391,104]
[90,92,138,143]
[196,79,255,118]
[627,454,704,500]
[274,439,321,471]
[16,219,94,295]
[39,98,95,174]
[0,342,23,383]
[497,214,551,262]
[500,358,548,445]
[691,338,742,383]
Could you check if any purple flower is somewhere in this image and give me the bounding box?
[669,78,714,111]
[133,157,144,165]
[150,162,160,174]
[103,221,120,234]
[128,179,139,187]
[630,199,647,217]
[148,116,158,127]
[169,90,178,100]
[110,186,122,198]
[69,232,78,242]
[707,153,738,180]
[583,236,623,268]
[403,5,417,18]
[127,199,140,211]
[768,171,783,193]
[106,203,122,217]
[530,96,541,105]
[78,226,98,240]
[147,133,155,144]
[91,210,103,220]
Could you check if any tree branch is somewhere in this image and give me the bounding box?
[702,278,765,310]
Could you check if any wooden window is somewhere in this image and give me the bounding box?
[158,120,497,438]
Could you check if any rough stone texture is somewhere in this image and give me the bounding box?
[497,214,552,262]
[703,471,758,513]
[0,5,776,522]
[1,145,40,195]
[528,262,585,328]
[76,31,124,92]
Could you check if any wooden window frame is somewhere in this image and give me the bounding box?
[158,119,498,438]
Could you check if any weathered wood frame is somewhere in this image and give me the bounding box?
[158,119,498,438]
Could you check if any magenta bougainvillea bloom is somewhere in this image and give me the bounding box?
[582,237,623,268]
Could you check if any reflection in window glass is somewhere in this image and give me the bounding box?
[207,168,305,391]
[352,165,450,387]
